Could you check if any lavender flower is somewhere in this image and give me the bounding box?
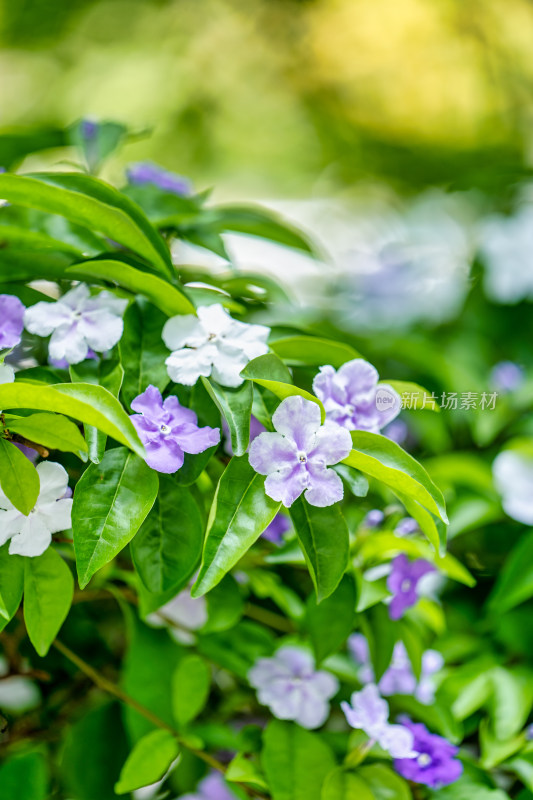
[80,118,98,141]
[152,587,208,631]
[0,462,72,557]
[248,396,352,508]
[364,509,385,528]
[262,513,291,544]
[163,304,270,388]
[387,554,435,620]
[348,635,443,705]
[341,684,416,758]
[526,724,533,741]
[0,294,25,349]
[313,359,401,433]
[129,385,220,473]
[24,284,128,365]
[394,517,419,536]
[490,361,525,393]
[127,162,192,196]
[393,718,463,788]
[383,419,409,445]
[181,772,237,800]
[248,646,339,729]
[493,450,533,525]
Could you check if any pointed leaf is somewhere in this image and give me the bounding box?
[172,654,211,726]
[114,729,179,794]
[24,548,74,656]
[7,412,88,458]
[0,543,24,620]
[202,377,253,456]
[119,298,170,409]
[0,437,40,514]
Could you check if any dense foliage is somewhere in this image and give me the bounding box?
[1,121,533,800]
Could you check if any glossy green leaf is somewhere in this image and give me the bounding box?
[131,478,203,594]
[271,336,359,367]
[7,412,88,458]
[241,354,325,421]
[72,447,158,588]
[0,751,49,800]
[193,456,281,596]
[172,654,211,726]
[343,431,448,523]
[393,489,445,554]
[114,729,179,794]
[119,298,170,409]
[23,548,74,656]
[0,382,144,456]
[226,753,268,789]
[67,259,195,315]
[488,530,533,614]
[70,359,124,463]
[358,764,411,800]
[262,720,336,800]
[322,769,375,800]
[208,204,316,254]
[289,498,349,602]
[0,437,40,514]
[202,377,253,456]
[0,543,24,620]
[306,574,356,662]
[0,172,172,275]
[489,667,533,741]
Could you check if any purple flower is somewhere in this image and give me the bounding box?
[14,443,38,463]
[0,295,25,349]
[262,513,291,544]
[387,554,435,620]
[526,724,533,741]
[49,348,98,371]
[80,118,98,141]
[348,633,375,684]
[384,419,409,445]
[393,719,463,788]
[181,772,237,800]
[130,385,220,473]
[341,684,416,758]
[490,361,524,393]
[127,162,192,196]
[364,509,385,528]
[248,646,339,729]
[313,359,401,433]
[248,396,352,508]
[394,517,419,536]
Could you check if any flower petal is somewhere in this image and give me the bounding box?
[305,464,344,507]
[264,465,307,507]
[144,439,185,473]
[131,385,165,419]
[197,303,233,336]
[79,310,124,352]
[8,515,52,557]
[165,345,216,385]
[48,323,89,365]
[24,300,72,336]
[174,422,220,455]
[36,462,70,504]
[272,396,322,450]
[38,498,73,535]
[308,421,352,465]
[339,359,379,394]
[162,314,205,350]
[210,345,249,387]
[249,432,297,475]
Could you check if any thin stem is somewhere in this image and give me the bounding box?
[244,603,295,633]
[53,639,269,799]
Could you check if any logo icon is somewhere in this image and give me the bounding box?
[376,387,396,411]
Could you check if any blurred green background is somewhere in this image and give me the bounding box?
[2,0,533,197]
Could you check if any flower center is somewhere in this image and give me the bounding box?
[417,753,432,767]
[401,579,412,593]
[297,451,308,464]
[207,332,218,342]
[160,423,171,435]
[346,403,356,416]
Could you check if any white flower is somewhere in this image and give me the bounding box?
[341,684,417,758]
[493,450,533,525]
[479,207,533,304]
[0,363,15,384]
[24,283,128,365]
[162,304,270,387]
[0,462,73,557]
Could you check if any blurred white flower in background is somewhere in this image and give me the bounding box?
[479,204,533,304]
[493,450,533,525]
[0,658,41,713]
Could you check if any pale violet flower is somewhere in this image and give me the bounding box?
[394,718,462,788]
[313,359,401,433]
[387,554,435,620]
[150,587,208,631]
[181,772,238,800]
[129,385,220,473]
[0,294,25,349]
[479,206,533,303]
[0,462,72,557]
[162,304,270,387]
[127,162,192,196]
[24,283,128,365]
[249,646,339,729]
[341,684,416,758]
[490,361,525,394]
[248,395,352,507]
[493,450,533,525]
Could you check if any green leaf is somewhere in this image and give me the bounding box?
[114,729,179,794]
[202,377,253,456]
[172,654,211,727]
[67,258,195,315]
[392,489,445,554]
[334,464,369,497]
[131,478,203,594]
[386,380,441,412]
[0,751,49,800]
[0,543,24,620]
[119,298,170,409]
[271,336,359,367]
[7,412,88,458]
[0,381,144,456]
[358,764,411,800]
[226,753,268,789]
[0,437,40,514]
[208,204,316,254]
[241,354,325,421]
[343,431,448,523]
[0,172,172,275]
[306,574,356,662]
[322,769,375,800]
[0,126,67,168]
[23,548,74,656]
[488,530,533,614]
[289,498,349,603]
[193,456,281,597]
[362,603,398,682]
[72,447,158,588]
[489,667,533,741]
[262,720,336,800]
[70,359,124,463]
